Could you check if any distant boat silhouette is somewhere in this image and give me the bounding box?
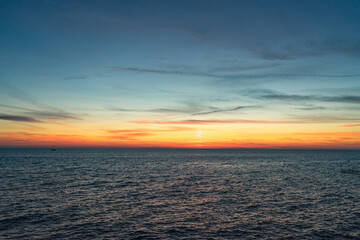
[51,148,56,151]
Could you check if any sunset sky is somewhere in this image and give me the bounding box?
[0,0,360,148]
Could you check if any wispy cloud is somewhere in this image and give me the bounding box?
[0,81,44,107]
[85,63,360,81]
[191,105,259,116]
[244,88,360,104]
[64,75,87,80]
[0,104,34,111]
[263,94,360,104]
[296,106,326,111]
[259,38,360,60]
[0,132,90,147]
[0,114,43,123]
[108,66,215,78]
[0,103,84,121]
[107,99,204,115]
[323,96,360,104]
[110,66,360,79]
[135,119,319,125]
[104,126,195,140]
[0,82,87,123]
[341,124,360,127]
[0,103,85,128]
[288,113,360,122]
[150,108,196,114]
[207,63,282,73]
[107,106,196,114]
[106,107,133,112]
[297,107,326,111]
[104,126,194,134]
[24,111,84,120]
[108,132,154,139]
[108,103,259,117]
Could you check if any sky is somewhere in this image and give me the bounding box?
[0,0,360,148]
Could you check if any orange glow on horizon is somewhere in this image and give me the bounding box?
[1,128,359,149]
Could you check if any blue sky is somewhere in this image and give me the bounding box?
[0,0,360,147]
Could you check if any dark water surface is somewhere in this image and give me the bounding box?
[1,148,360,239]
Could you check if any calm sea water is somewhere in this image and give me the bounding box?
[0,148,360,239]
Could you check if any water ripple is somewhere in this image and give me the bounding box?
[0,149,360,239]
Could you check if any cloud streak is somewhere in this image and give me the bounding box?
[341,124,360,128]
[108,132,154,139]
[104,126,194,134]
[263,94,360,104]
[296,106,326,111]
[104,127,195,140]
[24,111,84,120]
[0,114,43,123]
[108,103,259,117]
[0,82,44,107]
[115,66,360,79]
[135,119,320,125]
[0,104,34,111]
[244,89,360,104]
[191,105,259,116]
[64,75,87,80]
[259,38,360,60]
[88,64,360,81]
[0,104,84,121]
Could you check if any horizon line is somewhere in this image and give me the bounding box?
[1,146,359,150]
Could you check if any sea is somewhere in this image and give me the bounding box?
[0,148,360,239]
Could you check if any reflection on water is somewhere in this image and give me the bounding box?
[0,149,360,239]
